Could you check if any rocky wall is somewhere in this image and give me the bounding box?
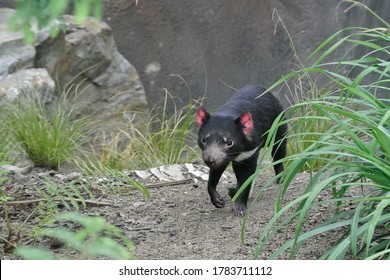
[101,0,390,110]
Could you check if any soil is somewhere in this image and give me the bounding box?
[0,164,340,260]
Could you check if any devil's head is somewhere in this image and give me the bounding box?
[195,107,255,169]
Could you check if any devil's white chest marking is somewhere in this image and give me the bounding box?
[234,146,261,162]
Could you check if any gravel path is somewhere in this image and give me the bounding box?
[0,164,338,259]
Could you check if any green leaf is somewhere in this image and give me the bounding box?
[306,29,346,61]
[350,201,365,258]
[372,126,390,157]
[15,247,56,260]
[364,198,390,257]
[49,0,70,18]
[74,0,91,24]
[311,36,348,67]
[92,0,103,21]
[0,194,13,203]
[86,237,135,259]
[41,228,83,249]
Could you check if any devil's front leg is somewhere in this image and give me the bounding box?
[207,166,227,208]
[231,154,258,216]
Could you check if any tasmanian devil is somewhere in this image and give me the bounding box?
[195,85,287,215]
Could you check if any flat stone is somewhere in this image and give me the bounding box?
[149,167,171,182]
[159,165,186,181]
[134,170,152,180]
[185,164,209,181]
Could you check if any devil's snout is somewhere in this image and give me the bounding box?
[202,145,227,169]
[204,156,216,167]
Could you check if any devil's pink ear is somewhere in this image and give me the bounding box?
[238,112,253,135]
[195,107,209,128]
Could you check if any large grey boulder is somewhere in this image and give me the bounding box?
[34,15,148,125]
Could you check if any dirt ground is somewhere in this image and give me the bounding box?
[0,164,339,260]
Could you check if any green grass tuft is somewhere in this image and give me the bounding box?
[0,89,95,169]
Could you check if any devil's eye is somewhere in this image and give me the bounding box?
[222,136,234,147]
[201,137,206,144]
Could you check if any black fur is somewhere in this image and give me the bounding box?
[195,85,287,215]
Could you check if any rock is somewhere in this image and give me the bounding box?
[133,201,146,208]
[192,178,200,188]
[0,164,33,175]
[185,164,209,181]
[0,45,35,79]
[0,8,35,79]
[34,16,114,83]
[221,224,234,230]
[149,167,171,182]
[0,9,49,102]
[0,68,55,101]
[34,15,148,129]
[134,170,152,180]
[130,164,223,183]
[159,165,186,181]
[54,172,83,182]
